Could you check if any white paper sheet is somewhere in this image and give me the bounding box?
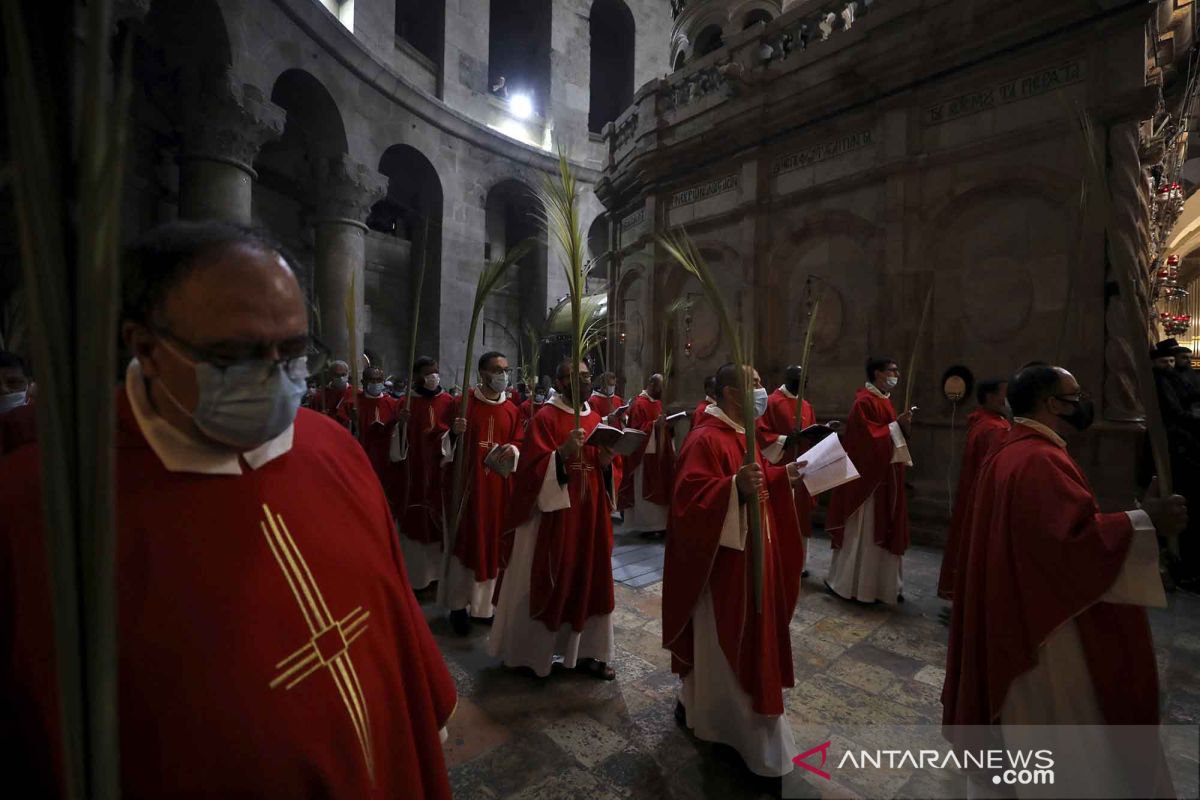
[799,434,860,495]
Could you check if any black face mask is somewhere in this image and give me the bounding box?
[1055,397,1094,432]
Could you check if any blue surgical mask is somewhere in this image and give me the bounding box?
[158,343,307,450]
[0,390,27,414]
[365,382,385,397]
[753,386,769,419]
[486,372,508,394]
[331,375,348,390]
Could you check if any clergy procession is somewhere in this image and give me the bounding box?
[6,1,1200,795]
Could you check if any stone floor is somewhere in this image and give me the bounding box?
[425,528,1200,799]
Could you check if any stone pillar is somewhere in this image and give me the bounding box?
[311,155,387,364]
[176,73,284,223]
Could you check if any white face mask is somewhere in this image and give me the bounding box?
[753,386,769,419]
[0,390,27,414]
[423,373,440,391]
[884,376,899,391]
[485,371,508,394]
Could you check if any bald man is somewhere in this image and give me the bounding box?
[0,221,456,798]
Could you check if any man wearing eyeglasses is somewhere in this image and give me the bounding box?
[942,364,1187,793]
[0,221,456,799]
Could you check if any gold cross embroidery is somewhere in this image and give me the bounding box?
[260,504,375,782]
[425,406,436,433]
[478,418,498,475]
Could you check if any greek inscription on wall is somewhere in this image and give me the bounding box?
[669,174,739,209]
[620,207,646,231]
[924,60,1085,125]
[772,130,874,176]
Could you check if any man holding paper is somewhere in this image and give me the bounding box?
[439,351,522,635]
[825,356,912,604]
[664,363,807,780]
[589,371,625,420]
[489,359,622,680]
[619,373,676,536]
[757,365,821,538]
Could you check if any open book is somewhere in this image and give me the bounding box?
[482,444,517,477]
[586,424,648,456]
[798,432,860,495]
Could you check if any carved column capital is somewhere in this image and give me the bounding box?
[310,155,388,227]
[177,70,285,175]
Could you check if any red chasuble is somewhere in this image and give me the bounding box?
[618,393,675,509]
[354,391,400,479]
[755,388,818,537]
[941,424,1157,725]
[387,390,456,543]
[588,391,625,419]
[447,391,522,582]
[663,411,804,715]
[0,395,456,798]
[503,401,617,631]
[519,399,544,433]
[936,408,1010,600]
[691,399,712,430]
[826,388,909,555]
[318,384,354,421]
[0,402,37,455]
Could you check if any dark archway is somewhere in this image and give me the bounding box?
[373,145,444,366]
[693,24,724,58]
[488,0,551,116]
[588,0,635,134]
[673,51,686,72]
[395,0,445,67]
[742,9,773,29]
[485,179,548,363]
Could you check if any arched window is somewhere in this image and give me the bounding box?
[489,0,551,117]
[588,0,635,134]
[485,180,549,351]
[693,24,724,58]
[743,9,772,29]
[395,0,445,67]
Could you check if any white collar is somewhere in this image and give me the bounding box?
[1014,417,1066,450]
[639,389,653,400]
[549,394,592,416]
[703,402,745,435]
[704,395,716,404]
[473,386,507,405]
[125,359,294,475]
[865,381,890,399]
[778,385,797,399]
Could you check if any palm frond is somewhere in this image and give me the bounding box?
[660,228,764,611]
[797,285,822,421]
[903,283,934,411]
[536,149,588,429]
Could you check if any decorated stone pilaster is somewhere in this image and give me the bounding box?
[176,71,284,223]
[311,155,387,363]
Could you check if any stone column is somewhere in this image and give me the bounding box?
[311,155,387,364]
[177,73,284,223]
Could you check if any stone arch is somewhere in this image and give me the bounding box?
[489,0,552,118]
[368,144,445,368]
[741,8,774,29]
[692,24,725,59]
[589,0,636,134]
[615,259,651,391]
[142,0,233,79]
[484,178,550,353]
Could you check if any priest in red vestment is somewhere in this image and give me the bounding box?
[519,380,549,433]
[588,371,625,420]
[664,363,806,779]
[825,356,912,604]
[489,359,621,680]
[690,375,717,431]
[941,365,1185,796]
[0,351,36,455]
[619,373,676,536]
[317,359,354,422]
[439,351,522,635]
[0,222,456,799]
[387,356,456,590]
[935,377,1010,601]
[351,365,400,481]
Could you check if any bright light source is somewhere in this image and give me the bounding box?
[510,93,533,120]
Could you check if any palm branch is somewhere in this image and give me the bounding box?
[903,283,934,411]
[660,230,765,612]
[4,0,129,794]
[448,240,533,543]
[797,282,822,425]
